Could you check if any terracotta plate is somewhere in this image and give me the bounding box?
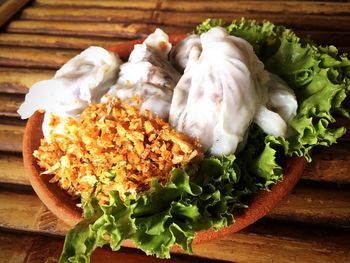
[22,36,307,246]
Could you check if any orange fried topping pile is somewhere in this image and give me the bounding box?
[34,98,202,204]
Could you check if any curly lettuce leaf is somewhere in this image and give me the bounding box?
[59,192,136,263]
[262,30,349,160]
[235,125,284,190]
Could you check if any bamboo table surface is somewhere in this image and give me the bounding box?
[0,0,349,262]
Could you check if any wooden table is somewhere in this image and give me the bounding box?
[0,1,349,262]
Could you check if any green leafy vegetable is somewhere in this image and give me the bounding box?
[60,18,349,262]
[60,163,243,262]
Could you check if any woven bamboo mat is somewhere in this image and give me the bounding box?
[0,1,349,262]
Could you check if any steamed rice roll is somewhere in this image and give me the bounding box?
[18,46,121,138]
[254,73,298,137]
[169,27,298,155]
[106,29,181,120]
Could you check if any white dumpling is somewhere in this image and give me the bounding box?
[254,73,298,137]
[106,28,181,120]
[169,27,269,155]
[117,29,178,88]
[170,34,201,72]
[170,28,299,156]
[18,46,121,138]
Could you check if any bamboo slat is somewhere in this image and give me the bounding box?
[0,228,349,263]
[21,5,350,24]
[34,0,159,10]
[5,20,191,38]
[0,94,23,117]
[0,189,70,235]
[20,7,154,23]
[0,124,24,152]
[302,134,350,177]
[0,0,30,27]
[0,232,220,263]
[0,46,78,69]
[155,12,350,31]
[160,1,350,14]
[267,184,350,226]
[194,226,350,263]
[0,33,122,50]
[247,220,350,247]
[0,67,53,94]
[0,116,26,126]
[0,232,36,263]
[17,6,350,32]
[0,189,349,262]
[302,143,350,183]
[0,153,28,185]
[7,19,347,48]
[33,0,350,13]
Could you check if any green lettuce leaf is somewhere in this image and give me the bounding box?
[60,162,249,262]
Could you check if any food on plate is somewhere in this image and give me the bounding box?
[106,29,181,120]
[19,18,349,262]
[18,46,121,139]
[169,27,297,155]
[254,72,298,138]
[34,98,201,204]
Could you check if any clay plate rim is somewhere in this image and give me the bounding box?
[22,35,307,246]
